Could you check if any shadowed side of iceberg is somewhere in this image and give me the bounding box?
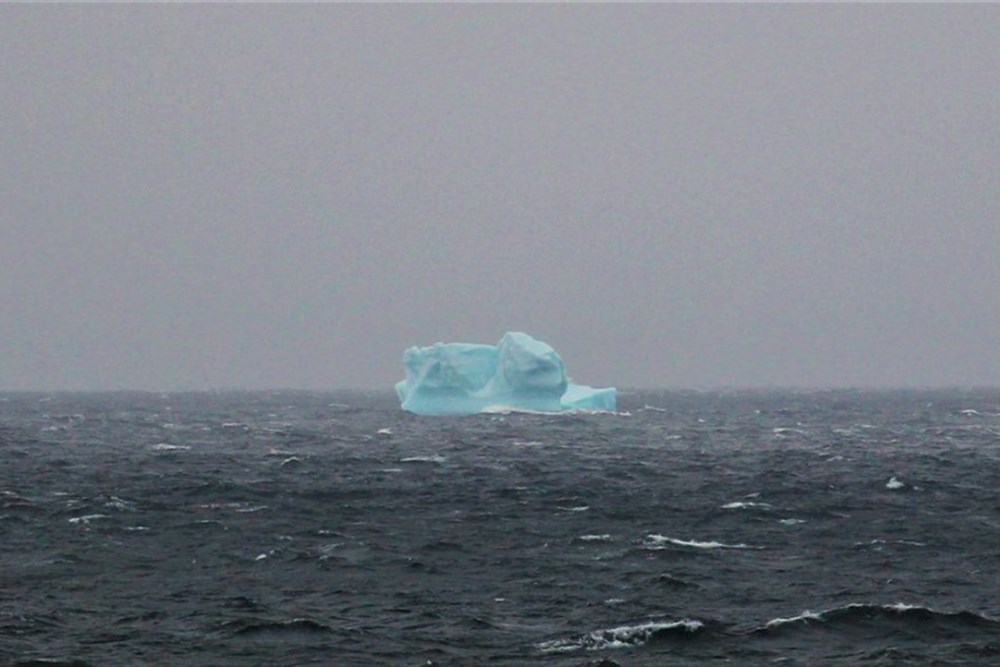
[396,332,616,415]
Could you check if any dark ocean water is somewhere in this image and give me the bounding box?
[2,389,1000,667]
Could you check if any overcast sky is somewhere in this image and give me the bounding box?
[2,5,998,391]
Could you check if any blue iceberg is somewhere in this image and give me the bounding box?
[395,331,617,415]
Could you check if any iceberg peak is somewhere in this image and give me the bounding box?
[395,332,616,415]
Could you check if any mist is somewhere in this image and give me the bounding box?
[2,5,998,390]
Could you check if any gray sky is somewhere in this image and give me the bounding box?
[2,5,998,391]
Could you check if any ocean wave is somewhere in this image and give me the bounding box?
[886,476,906,489]
[754,603,1000,636]
[643,534,761,550]
[399,455,447,464]
[538,618,704,652]
[11,659,96,667]
[574,534,613,542]
[721,501,773,510]
[853,538,926,549]
[67,514,109,525]
[1,491,43,512]
[150,443,190,451]
[219,617,331,636]
[557,505,590,512]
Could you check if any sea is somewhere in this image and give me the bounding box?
[2,388,1000,667]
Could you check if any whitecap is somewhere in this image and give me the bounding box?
[316,542,343,561]
[68,514,109,524]
[854,538,926,547]
[537,618,703,653]
[886,476,905,489]
[721,501,773,510]
[105,496,135,511]
[376,428,393,435]
[773,427,807,437]
[577,534,612,542]
[235,505,268,513]
[399,455,446,464]
[644,534,760,550]
[200,501,266,512]
[763,610,823,629]
[151,443,191,451]
[757,602,993,633]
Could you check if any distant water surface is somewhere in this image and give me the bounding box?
[2,389,1000,666]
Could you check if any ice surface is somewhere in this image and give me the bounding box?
[395,331,616,415]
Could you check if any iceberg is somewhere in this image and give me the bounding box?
[395,331,616,416]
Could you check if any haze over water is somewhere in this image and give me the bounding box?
[2,6,999,392]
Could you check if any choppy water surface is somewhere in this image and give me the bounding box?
[2,389,1000,666]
